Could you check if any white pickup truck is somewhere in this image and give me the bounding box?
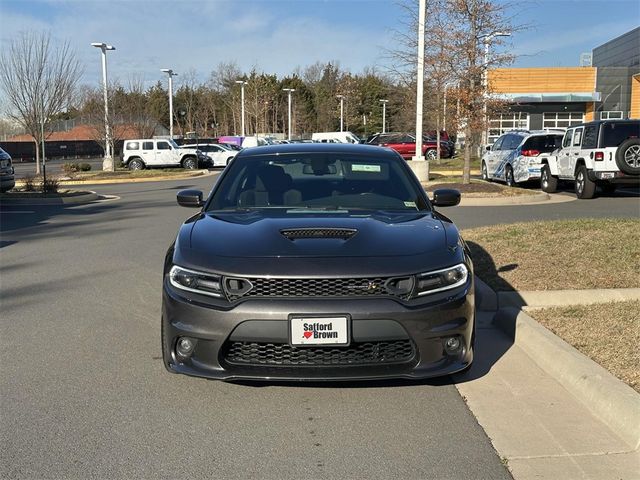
[539,120,640,198]
[122,138,207,170]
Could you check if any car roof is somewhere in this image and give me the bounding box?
[566,119,639,129]
[236,142,401,158]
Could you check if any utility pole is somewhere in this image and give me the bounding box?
[379,99,388,133]
[283,88,295,140]
[411,0,427,182]
[235,80,248,137]
[161,69,178,139]
[91,42,116,171]
[336,95,345,132]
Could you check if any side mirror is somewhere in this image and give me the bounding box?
[485,145,491,151]
[431,188,461,207]
[177,189,203,208]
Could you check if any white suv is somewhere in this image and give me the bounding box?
[122,139,206,170]
[540,120,640,198]
[481,130,564,186]
[181,143,237,168]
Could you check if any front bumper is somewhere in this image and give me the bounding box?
[161,278,475,381]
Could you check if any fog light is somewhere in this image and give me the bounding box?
[176,337,196,358]
[444,336,462,355]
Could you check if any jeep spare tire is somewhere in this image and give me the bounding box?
[616,138,640,175]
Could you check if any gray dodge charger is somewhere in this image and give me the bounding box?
[162,143,475,381]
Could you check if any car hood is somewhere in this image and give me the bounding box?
[184,211,451,258]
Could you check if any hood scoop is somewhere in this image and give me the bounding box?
[280,228,358,240]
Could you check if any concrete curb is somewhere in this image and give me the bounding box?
[0,190,99,205]
[494,307,640,450]
[498,288,640,309]
[458,191,550,206]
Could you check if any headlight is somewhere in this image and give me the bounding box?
[415,263,468,296]
[169,265,223,298]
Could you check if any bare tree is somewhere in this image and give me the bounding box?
[0,31,82,174]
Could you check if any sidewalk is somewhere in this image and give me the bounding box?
[455,282,640,480]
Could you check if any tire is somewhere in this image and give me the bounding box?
[481,161,489,181]
[505,165,515,187]
[425,149,437,161]
[182,157,197,170]
[615,138,640,175]
[128,158,144,171]
[540,164,558,193]
[575,165,596,199]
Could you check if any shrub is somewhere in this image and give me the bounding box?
[62,162,80,174]
[41,177,60,193]
[23,175,37,192]
[79,163,92,171]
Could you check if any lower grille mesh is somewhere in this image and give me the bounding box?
[223,340,415,366]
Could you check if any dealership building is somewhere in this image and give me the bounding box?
[486,27,639,144]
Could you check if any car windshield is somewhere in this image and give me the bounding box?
[600,123,640,147]
[207,153,429,213]
[522,135,563,152]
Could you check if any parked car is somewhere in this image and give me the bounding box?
[539,120,640,198]
[367,132,451,160]
[182,143,237,168]
[311,131,361,144]
[122,139,207,170]
[162,143,474,381]
[0,146,15,193]
[481,130,564,186]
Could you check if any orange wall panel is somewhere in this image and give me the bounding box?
[630,75,640,119]
[489,67,597,94]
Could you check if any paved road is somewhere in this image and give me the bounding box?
[0,175,511,479]
[1,175,638,479]
[12,157,104,179]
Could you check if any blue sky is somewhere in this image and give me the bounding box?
[1,0,639,89]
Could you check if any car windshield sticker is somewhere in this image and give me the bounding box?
[404,201,417,207]
[351,164,381,173]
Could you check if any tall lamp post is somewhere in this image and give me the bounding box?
[282,88,295,140]
[379,99,388,133]
[411,0,427,182]
[482,31,511,147]
[336,94,345,132]
[161,69,178,139]
[235,80,248,136]
[91,42,116,171]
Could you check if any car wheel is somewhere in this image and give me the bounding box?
[426,149,437,161]
[505,165,515,187]
[128,159,144,171]
[575,165,596,199]
[615,138,640,175]
[481,161,489,181]
[182,157,197,170]
[540,164,558,193]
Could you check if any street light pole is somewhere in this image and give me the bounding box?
[379,99,388,133]
[161,69,178,139]
[283,88,295,140]
[336,95,345,132]
[91,42,116,171]
[482,31,510,147]
[235,80,248,136]
[411,0,427,182]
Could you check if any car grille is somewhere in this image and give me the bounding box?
[224,276,414,301]
[280,228,357,240]
[222,340,416,366]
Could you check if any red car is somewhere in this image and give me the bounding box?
[367,133,452,160]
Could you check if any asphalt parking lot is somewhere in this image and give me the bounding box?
[1,175,638,479]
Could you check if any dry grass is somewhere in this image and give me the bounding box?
[463,219,640,291]
[426,177,533,196]
[531,301,640,392]
[71,168,206,181]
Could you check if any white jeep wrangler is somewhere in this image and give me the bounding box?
[122,139,206,170]
[540,120,640,198]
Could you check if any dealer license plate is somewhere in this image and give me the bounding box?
[290,316,349,346]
